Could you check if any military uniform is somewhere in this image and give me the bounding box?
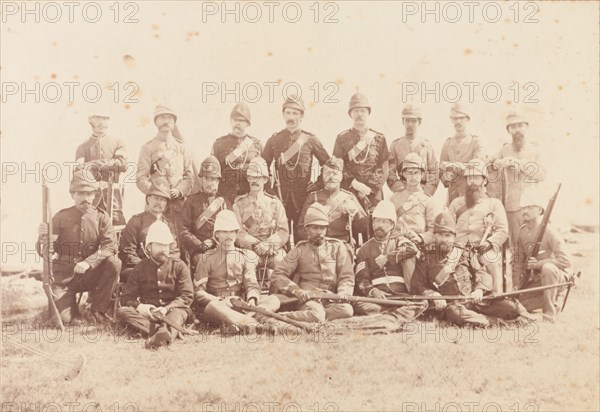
[412,242,528,326]
[489,142,547,246]
[263,128,329,237]
[118,212,179,277]
[179,191,230,268]
[332,128,389,210]
[389,186,436,243]
[193,244,280,325]
[212,134,263,204]
[233,191,289,268]
[270,238,355,323]
[75,134,128,225]
[448,193,509,292]
[439,135,486,204]
[296,188,368,243]
[388,136,438,196]
[354,236,426,320]
[117,257,193,337]
[36,172,120,323]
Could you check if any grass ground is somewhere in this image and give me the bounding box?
[1,232,598,412]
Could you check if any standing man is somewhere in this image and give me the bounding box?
[297,156,368,245]
[212,102,263,204]
[333,93,389,222]
[232,156,289,286]
[489,113,547,246]
[448,159,509,293]
[75,111,127,225]
[354,200,425,318]
[179,156,230,272]
[263,95,330,241]
[117,220,193,349]
[270,203,354,323]
[439,103,486,205]
[137,105,194,235]
[412,212,530,326]
[119,176,179,280]
[387,104,439,196]
[193,210,280,332]
[37,171,121,324]
[513,189,572,321]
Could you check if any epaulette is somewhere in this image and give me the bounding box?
[369,128,384,136]
[264,192,279,200]
[336,129,351,137]
[301,130,315,137]
[214,134,229,142]
[294,240,309,247]
[233,193,249,203]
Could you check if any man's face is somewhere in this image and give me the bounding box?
[508,122,528,149]
[283,108,303,130]
[466,174,485,188]
[71,191,96,213]
[465,175,486,207]
[403,117,420,136]
[147,194,168,214]
[200,176,220,195]
[148,242,170,264]
[89,116,109,136]
[451,115,469,133]
[155,114,176,132]
[323,167,342,192]
[230,117,249,138]
[215,230,237,247]
[305,225,327,246]
[521,205,542,223]
[434,231,456,254]
[402,168,423,188]
[350,107,370,130]
[247,175,267,194]
[372,217,394,239]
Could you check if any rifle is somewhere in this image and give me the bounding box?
[357,193,372,240]
[385,280,576,301]
[41,180,65,331]
[150,309,199,336]
[500,167,511,292]
[230,298,314,333]
[519,183,562,289]
[106,170,114,223]
[561,270,581,312]
[258,219,277,291]
[307,291,424,307]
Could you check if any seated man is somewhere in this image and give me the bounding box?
[232,156,289,287]
[37,171,120,325]
[193,210,280,332]
[118,176,179,281]
[297,156,368,246]
[117,220,193,349]
[180,156,230,272]
[389,152,437,284]
[354,200,426,320]
[270,203,354,323]
[412,211,530,326]
[513,188,572,321]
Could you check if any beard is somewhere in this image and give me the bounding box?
[512,133,525,151]
[309,235,325,246]
[465,184,484,208]
[437,241,453,256]
[373,226,389,239]
[152,251,170,264]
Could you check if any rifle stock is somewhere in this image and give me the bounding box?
[231,298,314,332]
[151,310,199,336]
[41,180,65,331]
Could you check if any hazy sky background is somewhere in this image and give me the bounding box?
[2,1,598,268]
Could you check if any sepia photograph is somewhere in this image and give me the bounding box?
[1,1,599,411]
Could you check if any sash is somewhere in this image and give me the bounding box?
[194,197,225,231]
[348,130,376,161]
[225,137,254,164]
[281,134,308,164]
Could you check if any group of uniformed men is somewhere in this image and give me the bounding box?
[36,93,573,349]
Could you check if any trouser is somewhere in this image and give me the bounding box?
[94,186,126,226]
[195,295,281,326]
[442,298,529,326]
[506,210,521,248]
[283,197,302,245]
[116,306,188,340]
[518,264,567,319]
[279,299,353,323]
[353,282,426,321]
[52,256,121,323]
